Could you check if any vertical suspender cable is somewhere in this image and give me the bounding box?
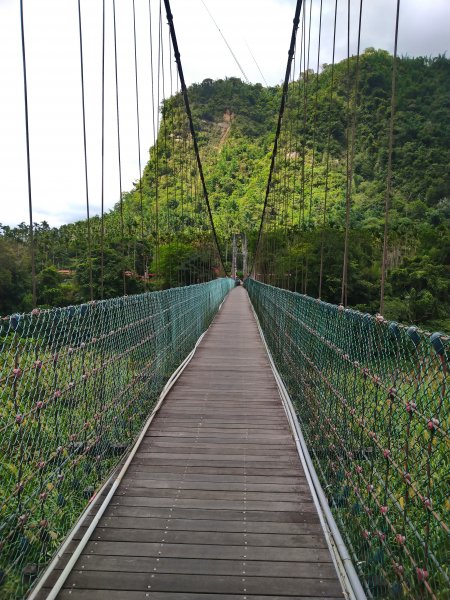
[132,0,145,279]
[380,0,401,314]
[302,0,313,294]
[293,22,305,292]
[318,0,338,300]
[155,0,164,276]
[340,0,352,306]
[149,0,157,153]
[307,0,319,231]
[307,0,323,292]
[77,0,94,301]
[112,0,126,295]
[148,0,158,278]
[302,1,307,232]
[100,0,106,299]
[251,0,304,277]
[163,0,228,277]
[19,0,37,308]
[167,26,175,284]
[341,0,364,307]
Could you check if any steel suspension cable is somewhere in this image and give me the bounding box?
[165,24,174,284]
[380,0,401,314]
[148,0,158,279]
[307,0,324,275]
[307,0,318,232]
[300,3,307,232]
[292,23,305,292]
[132,0,145,269]
[77,0,94,301]
[112,0,126,295]
[291,6,305,292]
[302,0,313,294]
[19,0,37,308]
[100,0,106,299]
[153,1,162,277]
[340,0,352,307]
[163,0,228,277]
[251,0,304,276]
[318,0,338,300]
[341,0,364,307]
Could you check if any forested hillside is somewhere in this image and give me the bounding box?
[1,50,449,329]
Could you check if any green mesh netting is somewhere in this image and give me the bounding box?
[246,279,449,600]
[0,278,233,598]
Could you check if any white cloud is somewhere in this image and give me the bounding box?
[0,0,448,228]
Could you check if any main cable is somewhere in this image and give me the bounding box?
[163,0,228,277]
[250,0,304,277]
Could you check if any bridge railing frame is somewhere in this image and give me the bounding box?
[0,278,234,599]
[246,278,449,599]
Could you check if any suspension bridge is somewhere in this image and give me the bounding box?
[0,1,448,599]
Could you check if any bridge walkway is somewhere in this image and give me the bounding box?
[39,287,344,599]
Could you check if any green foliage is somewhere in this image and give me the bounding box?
[1,53,449,329]
[0,234,31,314]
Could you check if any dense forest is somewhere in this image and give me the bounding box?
[1,49,449,330]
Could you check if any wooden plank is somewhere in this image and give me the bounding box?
[46,591,345,600]
[129,463,304,476]
[55,287,343,598]
[49,571,344,596]
[52,556,339,579]
[74,527,328,548]
[124,470,306,484]
[120,478,310,493]
[81,516,321,535]
[110,496,315,512]
[104,506,321,522]
[115,487,311,503]
[64,540,335,562]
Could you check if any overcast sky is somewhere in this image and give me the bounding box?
[0,0,449,228]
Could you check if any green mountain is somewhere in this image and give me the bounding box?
[1,50,449,329]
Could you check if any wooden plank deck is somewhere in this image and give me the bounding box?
[40,287,344,599]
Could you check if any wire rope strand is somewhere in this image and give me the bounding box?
[302,0,313,295]
[163,0,228,277]
[19,0,37,308]
[155,0,164,277]
[307,0,324,294]
[340,0,352,307]
[201,0,250,84]
[341,0,364,307]
[307,0,319,231]
[100,0,106,299]
[148,0,158,281]
[251,0,304,277]
[77,0,94,301]
[300,4,306,232]
[112,0,126,295]
[318,0,338,301]
[380,0,401,314]
[167,25,176,286]
[132,0,145,282]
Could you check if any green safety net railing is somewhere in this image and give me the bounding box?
[246,279,448,600]
[0,278,233,598]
